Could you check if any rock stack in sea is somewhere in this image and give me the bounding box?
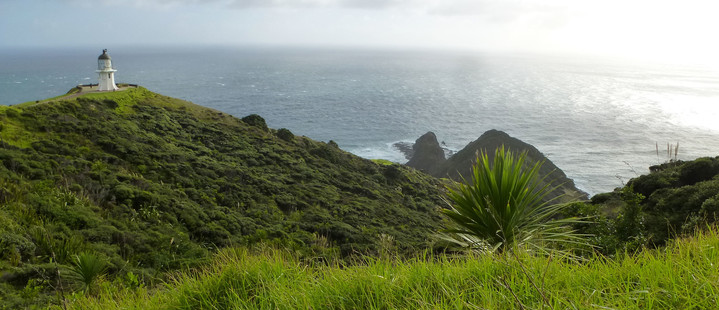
[405,132,446,176]
[399,129,588,204]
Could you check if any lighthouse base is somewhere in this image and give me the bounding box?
[98,71,118,91]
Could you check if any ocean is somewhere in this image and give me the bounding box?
[2,46,719,195]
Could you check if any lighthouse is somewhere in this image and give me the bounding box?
[97,49,118,91]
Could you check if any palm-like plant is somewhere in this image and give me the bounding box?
[69,252,107,293]
[441,146,584,254]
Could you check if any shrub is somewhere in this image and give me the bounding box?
[241,114,268,131]
[383,165,402,182]
[276,128,294,141]
[440,146,585,254]
[679,157,719,185]
[5,109,19,118]
[311,144,339,163]
[614,186,647,251]
[102,99,118,109]
[69,252,107,293]
[0,233,35,266]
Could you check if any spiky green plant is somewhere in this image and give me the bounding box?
[440,146,585,254]
[69,252,107,293]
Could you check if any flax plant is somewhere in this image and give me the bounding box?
[440,146,586,254]
[69,252,107,294]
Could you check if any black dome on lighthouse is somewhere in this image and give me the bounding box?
[98,49,111,60]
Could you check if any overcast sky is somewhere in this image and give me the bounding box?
[2,0,718,64]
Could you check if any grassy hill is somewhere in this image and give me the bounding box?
[3,87,719,308]
[0,87,446,307]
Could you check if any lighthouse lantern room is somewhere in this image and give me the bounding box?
[97,49,118,91]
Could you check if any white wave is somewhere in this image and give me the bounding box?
[347,142,410,164]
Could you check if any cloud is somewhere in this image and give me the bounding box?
[61,0,420,9]
[64,0,566,16]
[60,0,573,28]
[224,0,415,9]
[428,0,571,26]
[54,0,575,41]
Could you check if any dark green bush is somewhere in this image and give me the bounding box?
[241,114,268,131]
[590,192,617,204]
[5,109,19,118]
[0,233,35,265]
[277,128,294,141]
[630,173,675,198]
[310,144,339,163]
[383,165,402,182]
[102,99,119,109]
[679,157,719,185]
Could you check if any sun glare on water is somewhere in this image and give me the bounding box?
[653,95,719,132]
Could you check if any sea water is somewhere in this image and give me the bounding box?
[2,46,719,195]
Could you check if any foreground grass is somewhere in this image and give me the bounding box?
[67,227,719,309]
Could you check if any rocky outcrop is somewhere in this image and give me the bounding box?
[405,132,446,175]
[403,130,588,204]
[393,141,415,161]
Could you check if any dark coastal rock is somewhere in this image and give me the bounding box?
[395,136,455,161]
[393,141,414,160]
[403,129,588,204]
[405,132,446,175]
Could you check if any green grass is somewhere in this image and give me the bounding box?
[66,227,719,309]
[0,106,46,148]
[16,93,70,107]
[371,159,395,166]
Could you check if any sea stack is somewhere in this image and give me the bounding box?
[97,49,118,91]
[405,131,446,175]
[403,130,589,203]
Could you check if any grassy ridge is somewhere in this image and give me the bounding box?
[68,227,719,309]
[0,87,446,307]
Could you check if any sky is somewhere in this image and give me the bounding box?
[1,0,719,64]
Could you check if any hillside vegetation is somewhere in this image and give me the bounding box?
[3,87,719,308]
[0,88,446,307]
[564,156,719,254]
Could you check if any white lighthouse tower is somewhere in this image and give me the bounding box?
[97,49,118,91]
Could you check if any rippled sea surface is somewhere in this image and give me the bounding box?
[2,47,719,195]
